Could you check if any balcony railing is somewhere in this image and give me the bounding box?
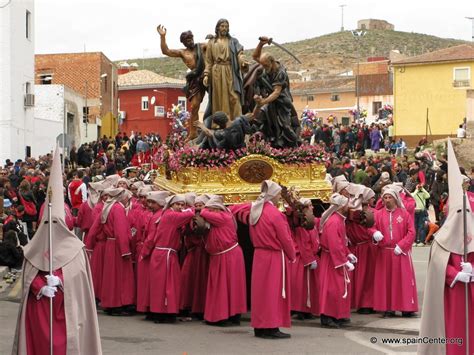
[452,80,470,88]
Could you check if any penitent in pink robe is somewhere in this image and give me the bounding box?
[147,209,194,314]
[346,216,377,310]
[99,202,135,308]
[136,209,160,313]
[84,202,105,300]
[179,224,209,314]
[200,209,247,322]
[444,253,474,355]
[373,207,418,312]
[290,219,320,315]
[25,270,66,355]
[247,202,296,329]
[76,202,95,243]
[319,213,352,320]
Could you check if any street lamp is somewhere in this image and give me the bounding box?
[352,29,366,122]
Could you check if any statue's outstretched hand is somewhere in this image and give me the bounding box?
[157,25,166,36]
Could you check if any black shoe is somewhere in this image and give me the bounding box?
[338,318,351,324]
[206,320,231,327]
[267,328,291,339]
[402,312,416,318]
[228,314,241,326]
[254,328,271,339]
[294,312,305,320]
[104,307,124,316]
[383,311,396,318]
[357,308,373,315]
[321,315,340,328]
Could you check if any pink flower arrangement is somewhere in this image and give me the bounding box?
[154,132,327,172]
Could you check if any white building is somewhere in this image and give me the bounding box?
[34,85,98,157]
[0,0,35,164]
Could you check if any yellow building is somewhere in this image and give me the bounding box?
[392,44,474,145]
[291,77,355,125]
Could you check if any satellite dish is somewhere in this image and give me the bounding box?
[151,96,156,105]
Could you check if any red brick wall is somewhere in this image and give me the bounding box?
[35,52,118,122]
[118,87,188,138]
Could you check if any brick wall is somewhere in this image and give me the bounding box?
[35,52,118,128]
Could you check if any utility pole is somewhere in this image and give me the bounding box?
[84,81,88,138]
[340,4,347,32]
[352,29,366,122]
[466,17,474,41]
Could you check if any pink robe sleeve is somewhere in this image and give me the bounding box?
[29,274,47,297]
[200,209,232,227]
[113,207,132,257]
[397,212,416,253]
[297,229,317,266]
[168,210,195,228]
[274,212,296,261]
[85,216,102,251]
[445,264,459,287]
[327,220,349,268]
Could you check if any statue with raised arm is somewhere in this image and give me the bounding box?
[203,19,249,121]
[250,36,300,149]
[157,25,207,140]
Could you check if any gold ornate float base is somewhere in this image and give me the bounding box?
[154,154,332,204]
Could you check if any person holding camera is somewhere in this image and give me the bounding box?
[411,183,430,246]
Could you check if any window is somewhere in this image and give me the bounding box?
[453,67,470,87]
[372,101,382,115]
[141,96,149,111]
[39,74,52,85]
[104,76,108,92]
[154,106,165,117]
[26,10,31,39]
[178,96,187,111]
[307,95,314,102]
[331,94,340,101]
[25,82,32,94]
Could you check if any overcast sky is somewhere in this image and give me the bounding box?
[35,0,473,61]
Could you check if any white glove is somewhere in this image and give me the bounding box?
[348,254,358,264]
[373,231,384,242]
[461,262,473,274]
[394,245,403,256]
[46,275,61,287]
[455,272,471,284]
[344,261,355,271]
[309,261,318,270]
[40,285,57,298]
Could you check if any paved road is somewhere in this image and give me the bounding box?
[0,247,430,354]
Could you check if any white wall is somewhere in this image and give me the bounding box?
[34,84,98,156]
[359,95,394,124]
[0,0,35,163]
[33,85,64,156]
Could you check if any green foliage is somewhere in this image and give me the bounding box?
[117,30,466,78]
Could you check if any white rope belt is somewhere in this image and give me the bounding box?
[107,238,116,240]
[154,247,177,306]
[210,243,238,256]
[281,250,286,299]
[306,267,311,308]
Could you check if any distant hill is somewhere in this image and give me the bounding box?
[118,30,467,80]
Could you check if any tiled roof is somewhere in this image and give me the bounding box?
[118,70,185,87]
[291,76,355,94]
[392,44,474,65]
